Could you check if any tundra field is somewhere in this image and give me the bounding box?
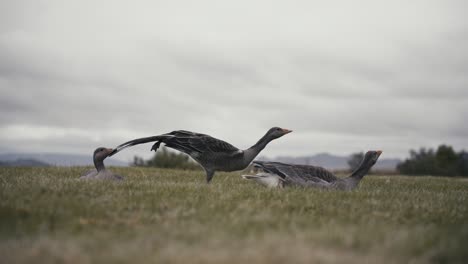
[0,167,467,264]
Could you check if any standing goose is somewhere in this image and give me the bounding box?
[242,150,382,190]
[80,147,124,180]
[109,127,292,182]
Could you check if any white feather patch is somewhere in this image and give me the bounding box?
[242,173,283,188]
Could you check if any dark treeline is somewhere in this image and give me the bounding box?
[397,145,468,177]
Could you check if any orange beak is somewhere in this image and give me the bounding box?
[281,128,293,134]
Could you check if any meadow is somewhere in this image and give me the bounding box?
[1,167,467,263]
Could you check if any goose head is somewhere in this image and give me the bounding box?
[363,150,382,166]
[265,127,293,140]
[93,147,114,168]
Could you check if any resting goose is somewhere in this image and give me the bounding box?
[243,150,382,190]
[80,147,124,180]
[109,127,292,182]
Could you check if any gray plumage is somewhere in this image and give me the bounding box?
[109,127,292,182]
[243,150,382,190]
[80,147,124,181]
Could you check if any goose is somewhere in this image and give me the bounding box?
[242,150,382,190]
[109,127,292,182]
[80,147,124,180]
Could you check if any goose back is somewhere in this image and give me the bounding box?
[246,151,382,190]
[252,161,339,184]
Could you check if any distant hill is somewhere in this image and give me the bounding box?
[0,159,50,167]
[0,153,128,167]
[258,153,400,171]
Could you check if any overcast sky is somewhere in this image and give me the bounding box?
[1,0,467,162]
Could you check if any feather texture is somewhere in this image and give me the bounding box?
[245,151,382,190]
[110,127,292,183]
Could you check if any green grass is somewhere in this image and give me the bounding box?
[1,167,467,263]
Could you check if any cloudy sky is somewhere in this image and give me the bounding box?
[1,0,467,162]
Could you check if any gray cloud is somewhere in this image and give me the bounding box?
[1,0,467,161]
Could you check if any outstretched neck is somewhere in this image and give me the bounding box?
[349,158,373,180]
[94,158,106,172]
[243,134,273,163]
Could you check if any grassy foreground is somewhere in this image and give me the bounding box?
[0,167,467,264]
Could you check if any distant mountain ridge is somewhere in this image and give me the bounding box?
[0,159,50,167]
[258,153,400,170]
[0,152,400,170]
[0,153,128,167]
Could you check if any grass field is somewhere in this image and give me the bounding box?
[1,167,467,263]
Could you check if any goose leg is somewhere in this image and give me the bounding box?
[205,169,215,183]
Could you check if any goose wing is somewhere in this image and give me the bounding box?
[110,130,240,156]
[162,130,240,154]
[253,161,338,184]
